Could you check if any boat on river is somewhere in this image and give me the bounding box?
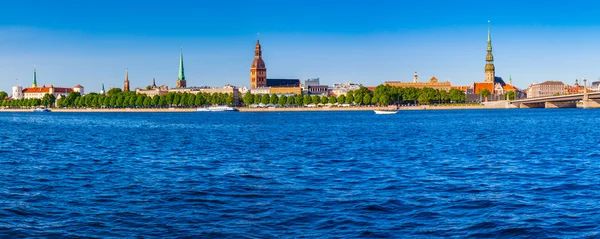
[374,110,397,114]
[195,106,238,112]
[33,108,51,112]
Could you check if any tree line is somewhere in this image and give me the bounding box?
[242,85,468,106]
[0,88,235,108]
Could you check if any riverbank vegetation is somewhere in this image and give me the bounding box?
[0,88,234,108]
[242,86,467,107]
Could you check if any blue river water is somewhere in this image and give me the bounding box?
[1,109,600,238]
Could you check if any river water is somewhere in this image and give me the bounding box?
[1,109,600,238]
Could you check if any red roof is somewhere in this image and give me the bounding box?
[74,84,84,88]
[473,82,494,94]
[502,84,517,91]
[23,86,73,94]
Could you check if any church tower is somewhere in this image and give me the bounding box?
[124,68,130,92]
[484,21,495,83]
[413,71,419,83]
[250,39,267,89]
[32,67,37,88]
[176,49,186,88]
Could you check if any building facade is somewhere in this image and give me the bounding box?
[526,81,565,98]
[385,75,452,91]
[12,68,81,100]
[331,82,362,96]
[305,78,320,88]
[23,85,75,99]
[250,87,271,95]
[307,85,329,95]
[136,78,170,97]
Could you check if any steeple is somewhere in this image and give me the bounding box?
[101,82,105,95]
[152,77,156,88]
[32,66,37,88]
[487,21,492,51]
[124,68,130,92]
[250,36,267,89]
[484,20,495,83]
[176,48,187,88]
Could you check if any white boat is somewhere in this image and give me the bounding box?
[374,110,397,114]
[195,106,238,112]
[33,108,51,112]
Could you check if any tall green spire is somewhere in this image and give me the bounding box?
[487,20,492,51]
[32,66,37,88]
[178,48,185,81]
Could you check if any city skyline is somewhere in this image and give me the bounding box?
[4,1,600,93]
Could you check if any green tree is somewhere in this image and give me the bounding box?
[287,95,296,105]
[338,95,345,104]
[440,90,450,103]
[329,96,337,104]
[253,93,261,104]
[196,93,206,106]
[311,95,320,104]
[371,95,379,105]
[187,94,196,107]
[0,91,7,100]
[261,94,269,105]
[116,96,124,107]
[379,94,390,106]
[278,95,287,105]
[243,92,254,106]
[159,97,167,107]
[354,93,362,105]
[173,93,181,106]
[41,93,56,108]
[135,95,144,107]
[418,93,430,105]
[152,95,160,107]
[506,91,517,100]
[346,94,354,104]
[103,97,110,107]
[295,94,303,105]
[320,96,328,104]
[106,88,122,96]
[270,94,279,104]
[303,95,311,105]
[165,92,174,106]
[479,89,491,101]
[363,94,371,105]
[449,89,465,102]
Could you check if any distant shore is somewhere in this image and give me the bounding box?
[0,104,511,113]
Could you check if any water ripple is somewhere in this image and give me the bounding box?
[2,110,600,237]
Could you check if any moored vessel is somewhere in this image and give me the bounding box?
[374,110,397,114]
[195,106,238,112]
[33,108,51,112]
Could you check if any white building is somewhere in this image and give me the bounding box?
[331,82,362,96]
[11,86,23,100]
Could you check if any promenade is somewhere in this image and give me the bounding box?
[0,104,508,113]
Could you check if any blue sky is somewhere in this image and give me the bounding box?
[2,0,600,93]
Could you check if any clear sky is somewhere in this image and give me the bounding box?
[2,0,600,93]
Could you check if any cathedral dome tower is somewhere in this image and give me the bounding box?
[250,39,267,89]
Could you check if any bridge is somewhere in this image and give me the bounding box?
[510,92,600,108]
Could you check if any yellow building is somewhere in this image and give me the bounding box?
[269,87,302,95]
[384,72,452,91]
